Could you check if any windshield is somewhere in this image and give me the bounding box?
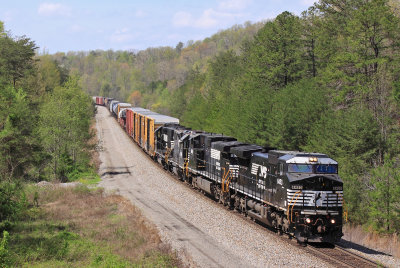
[316,164,338,174]
[288,164,313,173]
[288,164,338,174]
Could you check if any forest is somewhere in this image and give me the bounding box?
[49,0,400,235]
[0,19,107,266]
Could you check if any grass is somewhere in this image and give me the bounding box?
[77,172,101,185]
[4,185,181,267]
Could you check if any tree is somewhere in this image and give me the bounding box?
[37,55,61,93]
[0,35,37,87]
[302,7,320,77]
[175,42,184,54]
[245,11,305,90]
[128,90,142,107]
[38,77,93,181]
[368,158,400,233]
[266,79,328,149]
[0,86,40,181]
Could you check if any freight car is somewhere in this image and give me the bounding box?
[95,96,105,105]
[94,97,345,244]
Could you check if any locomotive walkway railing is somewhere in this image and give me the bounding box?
[287,191,302,223]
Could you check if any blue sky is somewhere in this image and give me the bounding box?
[1,0,316,53]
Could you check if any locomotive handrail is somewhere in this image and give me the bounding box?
[221,167,228,191]
[164,147,172,164]
[184,158,189,176]
[287,191,302,223]
[336,192,348,222]
[221,168,233,193]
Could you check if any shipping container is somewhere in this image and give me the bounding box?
[135,110,159,146]
[126,108,149,139]
[143,113,180,155]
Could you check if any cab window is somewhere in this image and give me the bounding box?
[288,164,313,173]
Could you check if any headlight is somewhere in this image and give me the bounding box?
[330,219,336,224]
[305,218,311,224]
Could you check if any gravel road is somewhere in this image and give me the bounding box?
[96,106,333,267]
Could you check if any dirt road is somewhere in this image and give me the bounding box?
[96,106,329,268]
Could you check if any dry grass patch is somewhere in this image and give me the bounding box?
[343,224,400,258]
[27,185,181,267]
[42,186,173,260]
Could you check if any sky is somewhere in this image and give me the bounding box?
[1,0,316,53]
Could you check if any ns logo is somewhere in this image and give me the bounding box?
[258,166,268,178]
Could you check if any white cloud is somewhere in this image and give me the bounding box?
[173,9,243,29]
[38,3,71,16]
[218,0,252,11]
[172,11,193,27]
[196,9,219,28]
[110,28,134,43]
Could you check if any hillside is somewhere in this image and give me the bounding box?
[49,21,263,111]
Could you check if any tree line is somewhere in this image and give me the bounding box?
[0,21,95,226]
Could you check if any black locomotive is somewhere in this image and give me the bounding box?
[154,124,344,243]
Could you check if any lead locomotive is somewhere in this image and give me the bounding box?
[155,124,343,243]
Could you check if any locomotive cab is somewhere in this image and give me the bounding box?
[274,151,344,243]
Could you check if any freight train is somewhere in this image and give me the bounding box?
[94,96,345,244]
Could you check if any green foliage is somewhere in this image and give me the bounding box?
[0,35,37,87]
[38,77,94,181]
[0,22,115,268]
[304,106,381,223]
[0,182,27,223]
[0,231,10,267]
[266,79,328,149]
[305,107,380,174]
[368,158,400,233]
[9,223,130,267]
[37,55,64,93]
[244,12,306,90]
[0,85,41,181]
[0,21,4,34]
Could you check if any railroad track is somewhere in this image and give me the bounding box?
[303,243,383,268]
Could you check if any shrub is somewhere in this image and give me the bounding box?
[0,182,27,223]
[0,231,10,267]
